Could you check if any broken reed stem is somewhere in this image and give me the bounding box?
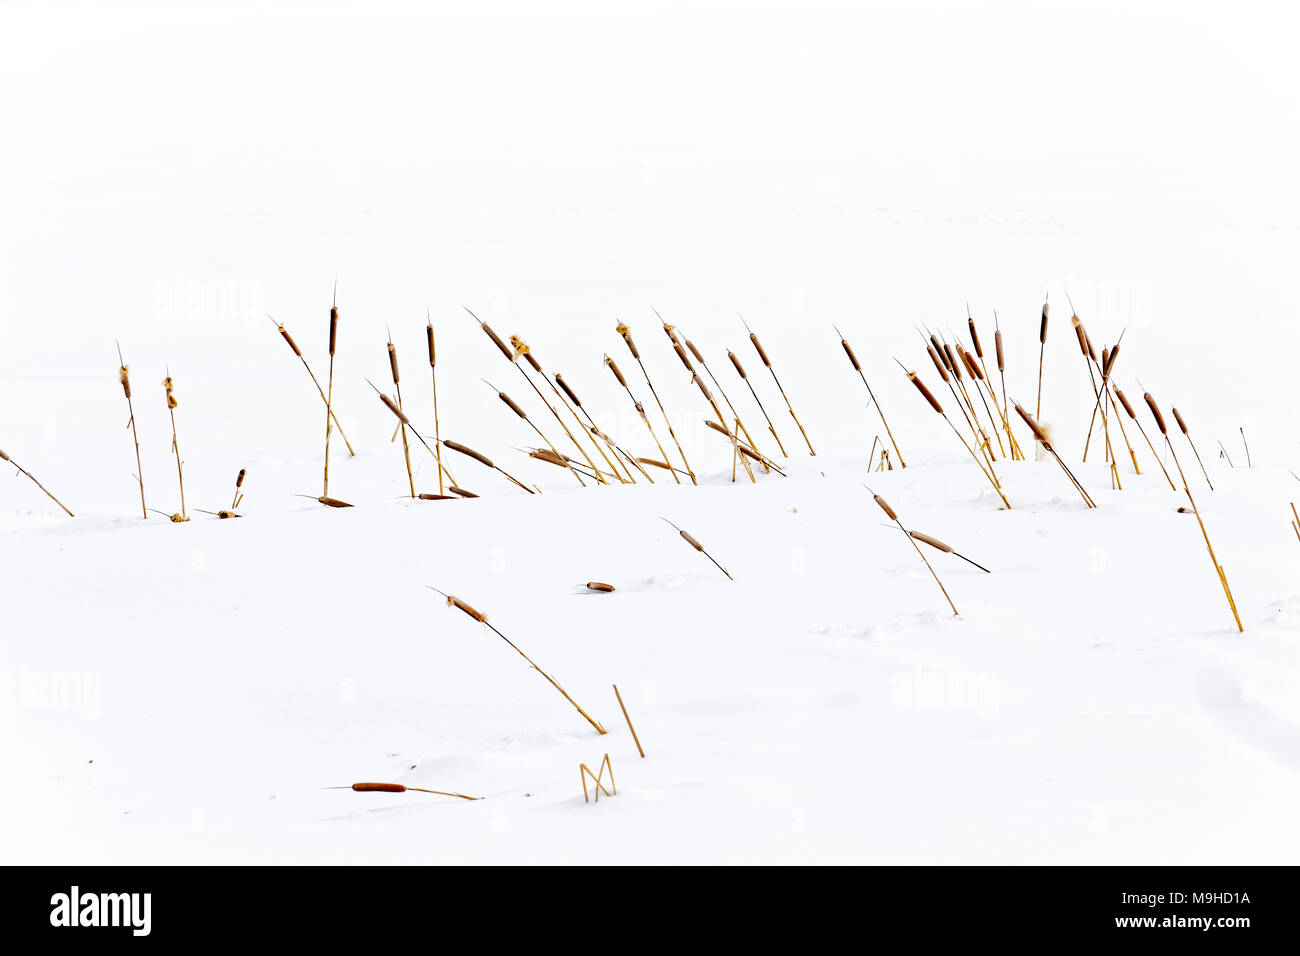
[744,317,815,455]
[836,326,906,467]
[163,372,188,520]
[434,588,606,734]
[1218,440,1234,468]
[897,360,1011,509]
[346,782,479,800]
[1172,407,1214,491]
[869,488,958,616]
[427,314,452,494]
[1241,427,1252,467]
[231,467,246,510]
[323,294,339,499]
[117,343,147,518]
[1013,402,1096,508]
[662,517,733,580]
[607,355,680,485]
[729,349,788,457]
[618,322,697,484]
[1291,502,1299,542]
[1115,386,1175,489]
[704,420,786,475]
[612,684,645,758]
[269,316,355,456]
[0,448,74,517]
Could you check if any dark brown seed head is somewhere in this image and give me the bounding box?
[1039,302,1049,344]
[446,595,487,622]
[679,529,705,552]
[387,341,400,384]
[317,496,353,508]
[728,351,748,379]
[873,494,898,521]
[1114,387,1137,419]
[0,448,9,462]
[329,306,339,356]
[1172,407,1190,435]
[1102,343,1119,379]
[418,493,454,500]
[353,782,406,793]
[1144,393,1168,435]
[449,486,478,498]
[840,336,861,372]
[426,322,436,367]
[586,581,615,592]
[555,374,581,407]
[927,345,950,384]
[908,371,944,415]
[1072,316,1089,357]
[481,322,514,362]
[235,468,246,489]
[605,356,628,388]
[380,393,410,425]
[530,448,570,468]
[693,374,713,404]
[278,324,302,357]
[750,333,771,367]
[444,440,492,469]
[994,329,1005,372]
[968,318,983,358]
[931,335,951,370]
[499,392,527,419]
[1014,404,1051,446]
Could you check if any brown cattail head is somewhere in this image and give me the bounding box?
[530,448,570,468]
[1014,403,1051,446]
[1040,302,1049,343]
[480,321,514,362]
[1115,387,1137,419]
[586,582,615,592]
[637,457,673,471]
[444,439,493,468]
[840,336,861,372]
[994,329,1005,372]
[235,468,246,489]
[930,335,951,371]
[1102,343,1119,379]
[605,356,628,388]
[705,419,733,438]
[959,345,983,381]
[0,448,9,462]
[426,321,436,367]
[693,374,714,404]
[943,344,963,381]
[216,510,240,519]
[634,401,647,417]
[278,323,302,357]
[679,529,705,552]
[616,323,639,359]
[449,486,478,498]
[499,391,527,419]
[353,782,406,793]
[1144,393,1168,435]
[387,341,400,384]
[317,496,353,508]
[750,332,771,367]
[968,318,984,358]
[910,530,953,553]
[873,494,898,521]
[1172,407,1190,435]
[927,345,951,383]
[119,365,131,399]
[555,374,582,407]
[380,393,410,425]
[1101,347,1110,371]
[1086,333,1098,364]
[907,371,944,415]
[163,376,178,408]
[728,350,748,379]
[329,305,339,356]
[446,595,487,622]
[737,444,763,463]
[686,340,705,365]
[525,352,542,373]
[662,322,681,346]
[418,493,454,500]
[1072,315,1089,357]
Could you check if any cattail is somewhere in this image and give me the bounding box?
[743,317,814,455]
[1086,333,1098,364]
[322,290,340,499]
[968,317,983,358]
[317,496,353,508]
[418,493,455,500]
[1172,407,1189,436]
[1114,387,1174,489]
[1014,403,1051,446]
[345,782,478,800]
[445,439,493,468]
[908,370,944,415]
[867,486,958,615]
[749,331,771,367]
[1036,297,1049,418]
[1144,393,1168,435]
[872,494,897,521]
[841,336,862,371]
[116,343,147,518]
[279,324,302,357]
[944,344,962,381]
[555,374,581,408]
[0,448,74,517]
[475,315,514,362]
[586,582,615,593]
[499,391,527,419]
[673,341,694,372]
[1072,315,1088,356]
[994,329,1005,372]
[728,350,747,379]
[663,518,733,580]
[426,321,436,366]
[231,467,246,509]
[927,345,951,383]
[909,530,990,573]
[1103,343,1119,379]
[449,486,478,498]
[1115,387,1137,419]
[268,316,354,457]
[380,393,410,425]
[119,365,131,399]
[162,372,187,518]
[616,322,640,359]
[619,320,695,482]
[686,340,706,365]
[1039,301,1049,343]
[1014,403,1095,507]
[434,587,606,734]
[605,355,628,388]
[1172,406,1214,490]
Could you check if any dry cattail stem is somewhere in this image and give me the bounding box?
[586,582,615,592]
[704,420,786,475]
[162,373,188,519]
[116,342,148,518]
[1241,427,1252,467]
[1036,297,1049,420]
[433,587,606,734]
[345,782,479,800]
[868,487,958,615]
[426,313,450,494]
[1114,387,1175,489]
[969,314,1023,461]
[662,517,733,580]
[383,336,416,497]
[0,448,74,517]
[1013,403,1096,508]
[443,439,535,494]
[489,381,587,487]
[1172,406,1214,490]
[268,317,355,457]
[322,290,340,499]
[728,349,787,457]
[743,319,814,455]
[1290,502,1299,542]
[612,684,645,758]
[835,325,906,467]
[617,321,696,483]
[685,337,766,467]
[516,338,623,483]
[1151,406,1242,632]
[908,530,991,573]
[580,754,616,803]
[231,467,246,509]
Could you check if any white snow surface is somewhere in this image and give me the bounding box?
[2,1,1299,864]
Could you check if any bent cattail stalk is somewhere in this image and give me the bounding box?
[444,439,535,493]
[618,321,695,483]
[117,343,148,518]
[743,317,814,455]
[0,448,74,517]
[729,349,787,457]
[869,488,958,615]
[268,316,355,457]
[1172,406,1214,490]
[1014,403,1096,508]
[836,325,906,467]
[1115,387,1174,489]
[662,517,733,580]
[434,587,606,734]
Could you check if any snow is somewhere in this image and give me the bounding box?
[2,1,1299,864]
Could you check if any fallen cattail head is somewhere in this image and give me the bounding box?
[1172,407,1190,435]
[586,581,615,592]
[216,510,240,519]
[910,530,953,553]
[958,345,982,380]
[380,393,410,425]
[444,439,493,468]
[555,374,582,407]
[353,782,406,793]
[728,350,748,378]
[679,529,705,551]
[418,493,455,500]
[118,364,131,398]
[1014,403,1052,447]
[604,356,628,388]
[927,345,950,383]
[1115,387,1137,419]
[449,486,478,498]
[318,496,353,508]
[530,448,571,468]
[873,494,898,521]
[1085,333,1098,364]
[1143,393,1168,435]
